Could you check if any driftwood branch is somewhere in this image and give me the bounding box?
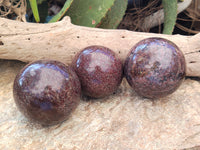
[0,17,200,77]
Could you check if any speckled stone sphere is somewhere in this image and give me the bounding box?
[124,38,186,99]
[13,60,81,126]
[72,46,123,98]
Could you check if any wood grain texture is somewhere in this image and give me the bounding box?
[0,17,200,77]
[0,60,200,149]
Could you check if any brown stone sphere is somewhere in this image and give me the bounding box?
[124,38,186,99]
[13,60,81,126]
[72,46,123,98]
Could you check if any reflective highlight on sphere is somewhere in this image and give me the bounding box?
[72,46,123,98]
[13,60,81,125]
[124,38,186,99]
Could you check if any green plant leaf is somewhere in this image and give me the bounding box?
[49,0,74,23]
[162,0,178,34]
[29,0,40,22]
[97,0,128,29]
[26,0,46,11]
[65,0,115,27]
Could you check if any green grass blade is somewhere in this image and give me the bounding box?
[29,0,40,23]
[162,0,178,34]
[49,0,74,23]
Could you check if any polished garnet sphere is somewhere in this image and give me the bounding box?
[13,60,81,125]
[72,46,123,98]
[124,38,186,99]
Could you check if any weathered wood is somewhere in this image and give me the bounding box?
[0,17,200,77]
